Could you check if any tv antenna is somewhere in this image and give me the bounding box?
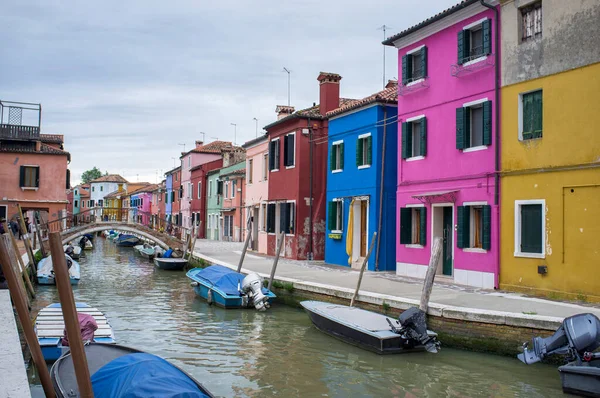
[283,67,291,106]
[377,25,392,88]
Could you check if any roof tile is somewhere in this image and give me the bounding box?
[326,81,398,117]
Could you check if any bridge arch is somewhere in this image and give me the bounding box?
[61,224,174,250]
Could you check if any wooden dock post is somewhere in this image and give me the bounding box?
[0,234,55,398]
[419,237,443,313]
[3,221,35,298]
[48,232,94,398]
[34,212,47,258]
[17,205,37,277]
[236,227,252,273]
[350,232,377,307]
[267,231,285,291]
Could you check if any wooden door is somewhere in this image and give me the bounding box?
[360,201,367,257]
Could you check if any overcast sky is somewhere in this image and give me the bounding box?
[1,0,457,185]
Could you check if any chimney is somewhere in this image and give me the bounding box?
[317,72,342,116]
[385,79,398,89]
[276,105,295,120]
[195,140,203,149]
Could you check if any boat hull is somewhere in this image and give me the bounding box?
[301,301,429,355]
[37,276,79,285]
[154,258,187,270]
[191,279,276,309]
[559,360,600,397]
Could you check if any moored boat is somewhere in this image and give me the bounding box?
[35,303,115,362]
[63,244,81,260]
[300,301,440,355]
[186,265,276,311]
[115,234,140,247]
[154,257,187,270]
[50,343,214,397]
[37,254,80,285]
[139,245,158,259]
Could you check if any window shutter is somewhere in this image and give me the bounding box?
[283,136,289,166]
[401,55,408,85]
[288,136,294,166]
[267,204,276,233]
[419,207,427,246]
[366,136,372,165]
[401,122,409,159]
[521,205,542,253]
[66,169,71,189]
[35,167,40,188]
[356,138,363,166]
[482,19,492,55]
[330,146,336,170]
[279,203,287,233]
[457,206,470,248]
[420,46,428,77]
[534,91,543,138]
[482,205,491,250]
[399,208,412,244]
[483,100,492,146]
[456,107,466,150]
[523,94,532,139]
[328,201,336,230]
[420,117,427,157]
[19,166,25,187]
[339,143,344,169]
[457,30,465,65]
[269,142,275,170]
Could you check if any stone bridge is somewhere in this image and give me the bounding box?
[59,222,184,251]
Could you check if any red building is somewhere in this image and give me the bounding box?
[264,72,351,260]
[190,158,223,238]
[171,166,182,226]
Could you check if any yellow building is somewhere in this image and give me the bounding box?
[104,184,125,221]
[499,0,600,301]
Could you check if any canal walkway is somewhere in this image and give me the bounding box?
[192,240,600,326]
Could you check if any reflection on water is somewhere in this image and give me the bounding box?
[28,238,565,397]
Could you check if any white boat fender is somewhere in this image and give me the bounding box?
[190,281,199,287]
[207,289,213,305]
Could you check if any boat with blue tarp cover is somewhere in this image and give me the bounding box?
[115,234,140,247]
[186,265,276,311]
[35,303,115,361]
[50,343,214,397]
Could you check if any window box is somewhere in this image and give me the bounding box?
[402,46,427,86]
[328,233,342,240]
[514,200,545,258]
[356,134,372,168]
[330,140,344,172]
[520,90,543,140]
[457,203,491,251]
[400,206,426,246]
[402,116,427,159]
[457,100,492,150]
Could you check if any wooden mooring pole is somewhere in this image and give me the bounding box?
[0,234,55,398]
[267,231,285,291]
[236,227,252,273]
[34,211,47,258]
[419,237,443,313]
[3,221,35,298]
[17,205,37,277]
[350,232,377,307]
[48,232,94,397]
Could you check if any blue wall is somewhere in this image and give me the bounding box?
[165,174,173,217]
[325,104,398,271]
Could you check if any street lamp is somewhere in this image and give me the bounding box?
[230,123,237,146]
[253,118,258,138]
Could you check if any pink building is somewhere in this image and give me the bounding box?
[241,134,269,253]
[130,184,156,226]
[384,0,500,289]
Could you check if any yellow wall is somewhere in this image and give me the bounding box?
[500,63,600,301]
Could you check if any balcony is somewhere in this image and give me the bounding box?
[0,100,41,141]
[0,124,40,140]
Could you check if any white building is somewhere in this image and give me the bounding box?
[89,174,128,217]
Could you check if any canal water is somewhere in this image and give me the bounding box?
[29,238,566,397]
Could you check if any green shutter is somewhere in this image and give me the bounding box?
[521,204,542,253]
[456,107,466,150]
[19,166,25,187]
[483,100,492,146]
[533,91,543,138]
[419,207,427,246]
[356,138,363,166]
[457,206,470,248]
[366,136,372,165]
[401,122,410,159]
[420,117,427,157]
[400,208,412,244]
[482,205,492,250]
[401,55,408,85]
[457,30,465,65]
[421,46,428,77]
[328,201,336,230]
[330,146,336,171]
[35,167,40,188]
[339,143,344,169]
[482,19,492,55]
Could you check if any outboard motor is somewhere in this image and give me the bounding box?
[519,313,600,365]
[64,245,74,257]
[391,307,440,353]
[241,273,270,311]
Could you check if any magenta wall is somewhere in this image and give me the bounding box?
[395,8,500,288]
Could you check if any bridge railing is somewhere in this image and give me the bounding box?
[42,207,193,241]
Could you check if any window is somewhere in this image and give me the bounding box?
[284,133,295,167]
[198,182,202,199]
[74,200,79,208]
[266,203,276,233]
[400,207,426,246]
[92,186,95,192]
[75,190,78,195]
[280,202,295,234]
[19,166,39,188]
[456,101,492,150]
[224,215,233,238]
[269,139,280,171]
[521,90,543,140]
[248,159,253,184]
[188,157,191,168]
[208,181,213,196]
[330,141,344,171]
[90,200,95,207]
[515,200,544,258]
[521,2,542,41]
[224,181,229,198]
[261,203,267,231]
[458,19,491,64]
[175,173,178,182]
[401,117,427,159]
[0,205,6,220]
[100,186,103,192]
[263,153,268,180]
[328,200,343,232]
[217,180,223,196]
[457,204,491,250]
[232,180,236,198]
[189,182,192,199]
[98,200,103,207]
[401,46,427,85]
[171,191,175,203]
[356,134,372,168]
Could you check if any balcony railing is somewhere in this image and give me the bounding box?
[0,124,40,140]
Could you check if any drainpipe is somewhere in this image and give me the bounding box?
[308,117,314,260]
[374,105,387,272]
[481,0,500,288]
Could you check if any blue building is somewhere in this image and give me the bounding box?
[165,168,174,222]
[325,81,398,271]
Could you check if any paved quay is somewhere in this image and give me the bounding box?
[0,290,31,398]
[192,240,600,328]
